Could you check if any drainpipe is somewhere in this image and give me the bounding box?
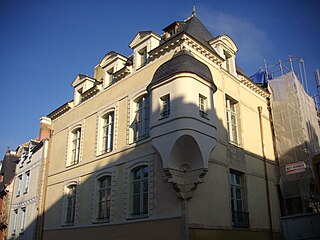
[258,106,274,240]
[35,136,52,240]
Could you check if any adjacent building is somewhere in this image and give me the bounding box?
[6,117,51,240]
[42,13,281,240]
[0,150,19,240]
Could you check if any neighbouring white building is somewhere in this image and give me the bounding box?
[7,117,51,240]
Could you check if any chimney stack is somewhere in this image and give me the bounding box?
[39,117,52,141]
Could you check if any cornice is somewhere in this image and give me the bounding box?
[149,33,223,67]
[47,102,72,121]
[239,75,269,98]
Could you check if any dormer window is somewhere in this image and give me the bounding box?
[129,31,161,70]
[163,21,182,39]
[224,51,232,73]
[138,47,147,68]
[75,87,83,105]
[209,35,238,76]
[105,68,115,86]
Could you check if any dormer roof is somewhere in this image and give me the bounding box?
[72,74,97,88]
[209,34,238,54]
[99,51,128,68]
[162,16,217,54]
[129,31,161,49]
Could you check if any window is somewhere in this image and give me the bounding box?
[20,207,26,233]
[224,50,232,73]
[23,171,30,194]
[106,68,115,86]
[230,169,249,227]
[16,175,22,197]
[70,128,81,166]
[199,94,208,118]
[11,209,18,236]
[132,166,148,217]
[226,96,239,145]
[138,47,147,68]
[160,94,170,118]
[100,112,114,154]
[96,176,111,222]
[134,95,150,141]
[64,185,77,225]
[75,87,83,105]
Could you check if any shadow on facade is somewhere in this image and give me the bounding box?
[7,95,304,240]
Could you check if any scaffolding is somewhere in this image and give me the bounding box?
[266,57,320,213]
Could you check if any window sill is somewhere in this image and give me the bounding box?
[127,214,148,221]
[228,141,242,149]
[66,162,79,168]
[93,219,110,224]
[96,150,113,157]
[159,114,170,120]
[61,223,74,227]
[199,111,209,120]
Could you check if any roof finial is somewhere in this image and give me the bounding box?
[192,5,197,16]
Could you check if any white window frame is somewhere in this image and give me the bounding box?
[67,126,82,167]
[226,96,240,145]
[137,47,147,69]
[75,87,83,105]
[131,165,149,217]
[63,184,77,225]
[23,171,30,194]
[224,50,232,73]
[11,209,18,236]
[199,94,208,118]
[133,94,150,142]
[95,175,112,222]
[99,111,115,155]
[160,94,170,119]
[20,207,26,233]
[16,175,22,197]
[105,67,115,87]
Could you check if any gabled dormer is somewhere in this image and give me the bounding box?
[72,74,98,106]
[94,51,130,88]
[209,35,238,76]
[129,31,161,70]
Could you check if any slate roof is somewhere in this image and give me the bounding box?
[161,15,220,58]
[147,50,217,92]
[0,153,19,192]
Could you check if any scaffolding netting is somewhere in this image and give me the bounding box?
[269,71,320,198]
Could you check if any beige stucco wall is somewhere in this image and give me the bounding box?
[43,32,281,239]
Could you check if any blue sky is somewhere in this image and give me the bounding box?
[0,0,319,156]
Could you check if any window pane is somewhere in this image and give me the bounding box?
[143,181,148,193]
[133,196,140,215]
[133,182,140,194]
[143,193,148,214]
[236,188,241,199]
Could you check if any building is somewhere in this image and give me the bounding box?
[266,67,320,239]
[0,150,19,240]
[6,117,51,240]
[43,12,281,239]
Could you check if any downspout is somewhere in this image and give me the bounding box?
[35,137,52,240]
[258,106,274,240]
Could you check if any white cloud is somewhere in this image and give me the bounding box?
[200,9,274,75]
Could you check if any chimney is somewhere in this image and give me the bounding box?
[39,117,52,141]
